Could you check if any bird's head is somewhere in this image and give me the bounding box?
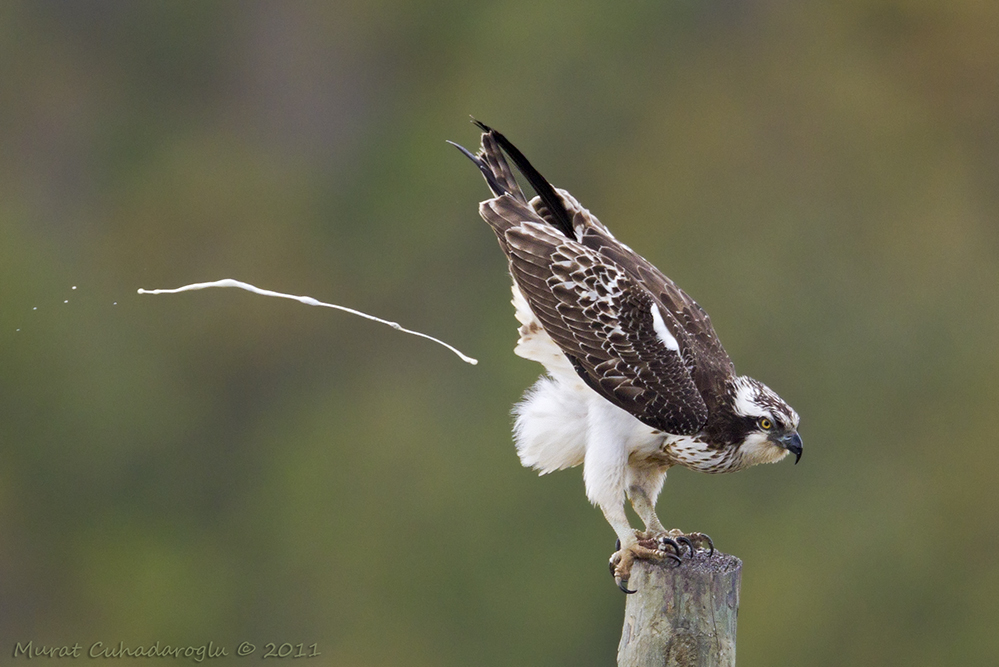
[729,376,802,467]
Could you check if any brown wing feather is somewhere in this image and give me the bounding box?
[485,199,709,434]
[513,230,707,434]
[522,187,736,411]
[573,222,736,411]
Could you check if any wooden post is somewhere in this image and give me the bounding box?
[617,551,742,667]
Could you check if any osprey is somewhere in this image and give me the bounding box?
[451,121,802,593]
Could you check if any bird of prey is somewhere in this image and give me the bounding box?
[451,121,802,593]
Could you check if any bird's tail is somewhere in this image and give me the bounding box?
[449,119,576,239]
[447,125,523,201]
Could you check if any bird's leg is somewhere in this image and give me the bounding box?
[628,484,666,535]
[601,502,680,594]
[584,432,685,592]
[627,485,688,555]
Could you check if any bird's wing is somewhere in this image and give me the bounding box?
[574,222,737,405]
[527,187,737,406]
[482,197,709,434]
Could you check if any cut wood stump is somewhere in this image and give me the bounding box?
[617,550,742,667]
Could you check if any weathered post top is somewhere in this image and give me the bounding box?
[617,551,743,667]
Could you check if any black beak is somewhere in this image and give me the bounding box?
[780,432,803,464]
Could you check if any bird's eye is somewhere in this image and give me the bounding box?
[758,417,773,430]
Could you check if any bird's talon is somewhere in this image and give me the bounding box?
[687,532,714,556]
[675,535,695,555]
[616,577,636,594]
[656,536,682,555]
[609,547,638,594]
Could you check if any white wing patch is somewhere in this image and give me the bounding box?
[649,303,680,352]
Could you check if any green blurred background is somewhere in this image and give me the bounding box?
[2,1,997,665]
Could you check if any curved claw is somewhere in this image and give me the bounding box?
[690,532,714,557]
[675,535,695,556]
[616,577,637,594]
[656,536,683,556]
[609,552,637,594]
[610,530,700,593]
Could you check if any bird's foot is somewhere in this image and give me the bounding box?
[608,530,715,594]
[609,540,679,594]
[646,529,714,558]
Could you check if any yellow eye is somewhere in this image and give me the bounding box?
[759,418,773,430]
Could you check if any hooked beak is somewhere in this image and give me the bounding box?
[779,431,803,464]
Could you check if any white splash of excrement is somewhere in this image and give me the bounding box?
[137,279,477,365]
